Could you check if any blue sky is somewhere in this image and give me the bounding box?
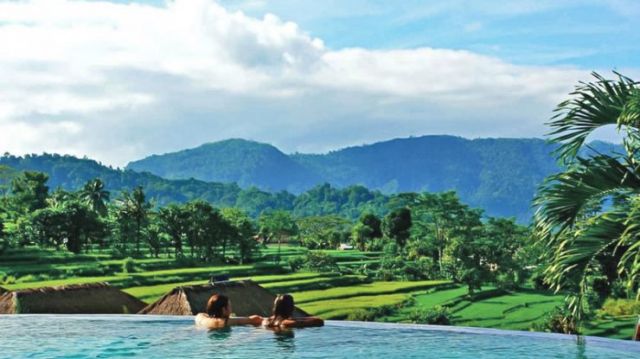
[0,0,637,166]
[216,0,640,68]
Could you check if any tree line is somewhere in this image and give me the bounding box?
[0,167,537,292]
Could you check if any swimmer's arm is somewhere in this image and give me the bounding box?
[227,315,263,326]
[280,317,324,328]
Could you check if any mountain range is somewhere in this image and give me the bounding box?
[127,136,620,221]
[2,136,620,222]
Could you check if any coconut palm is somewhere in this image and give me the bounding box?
[80,178,110,217]
[534,72,640,318]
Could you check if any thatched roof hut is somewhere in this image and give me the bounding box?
[0,283,146,314]
[140,280,309,317]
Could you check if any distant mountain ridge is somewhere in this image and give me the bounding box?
[2,136,619,222]
[125,135,621,221]
[127,139,321,192]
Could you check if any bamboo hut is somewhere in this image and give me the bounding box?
[139,280,309,317]
[0,283,146,314]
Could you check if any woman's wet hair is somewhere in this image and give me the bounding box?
[206,294,230,318]
[272,294,295,320]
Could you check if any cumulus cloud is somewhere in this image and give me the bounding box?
[0,0,603,166]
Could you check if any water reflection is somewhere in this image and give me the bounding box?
[273,329,296,352]
[208,327,232,341]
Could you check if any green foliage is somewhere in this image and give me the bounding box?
[346,305,397,321]
[221,208,260,264]
[408,305,451,325]
[351,213,382,251]
[11,171,49,213]
[599,298,640,316]
[259,210,297,244]
[297,215,350,249]
[127,139,320,193]
[534,72,640,321]
[382,207,411,248]
[288,256,306,272]
[303,251,338,272]
[122,257,136,273]
[531,307,579,335]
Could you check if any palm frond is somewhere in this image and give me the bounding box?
[534,154,640,242]
[545,211,627,319]
[547,72,639,162]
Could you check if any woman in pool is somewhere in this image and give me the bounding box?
[263,294,324,328]
[195,294,263,329]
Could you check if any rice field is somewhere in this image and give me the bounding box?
[1,246,636,340]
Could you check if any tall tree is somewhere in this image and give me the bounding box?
[221,208,259,264]
[117,187,151,255]
[80,178,110,216]
[157,204,188,257]
[259,210,298,263]
[298,215,350,249]
[406,192,474,273]
[11,171,49,212]
[382,207,412,248]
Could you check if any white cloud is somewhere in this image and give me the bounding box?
[0,0,609,166]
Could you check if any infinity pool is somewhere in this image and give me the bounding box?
[0,315,638,358]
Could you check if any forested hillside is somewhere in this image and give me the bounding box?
[5,136,620,221]
[129,136,613,220]
[127,139,320,193]
[0,154,386,218]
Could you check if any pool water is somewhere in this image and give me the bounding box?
[0,315,638,358]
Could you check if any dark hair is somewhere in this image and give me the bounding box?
[272,294,295,320]
[206,294,230,318]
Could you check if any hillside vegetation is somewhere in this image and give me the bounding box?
[126,136,620,221]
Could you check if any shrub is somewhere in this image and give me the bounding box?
[408,306,451,325]
[288,256,305,272]
[346,305,396,321]
[122,257,136,273]
[304,251,338,272]
[376,255,407,280]
[367,237,390,252]
[599,298,640,316]
[531,307,578,334]
[67,265,110,277]
[404,257,437,280]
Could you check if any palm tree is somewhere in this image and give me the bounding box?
[534,72,640,319]
[128,186,150,255]
[80,178,110,217]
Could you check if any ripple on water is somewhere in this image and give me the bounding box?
[0,315,637,359]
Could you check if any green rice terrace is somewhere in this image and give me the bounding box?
[1,245,635,340]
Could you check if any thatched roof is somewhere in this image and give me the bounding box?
[0,282,146,314]
[140,280,309,317]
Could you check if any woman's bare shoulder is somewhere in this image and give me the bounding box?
[195,313,224,329]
